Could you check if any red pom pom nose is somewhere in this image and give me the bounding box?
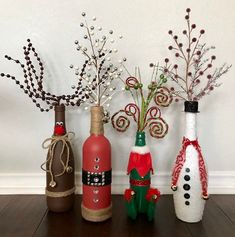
[54,123,65,136]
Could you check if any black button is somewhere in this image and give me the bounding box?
[184,193,190,199]
[183,184,190,191]
[185,201,190,206]
[185,168,190,172]
[184,175,190,181]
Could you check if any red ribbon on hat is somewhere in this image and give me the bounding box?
[171,137,209,199]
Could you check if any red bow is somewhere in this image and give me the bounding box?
[171,137,208,199]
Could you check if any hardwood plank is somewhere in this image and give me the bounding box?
[34,195,114,237]
[212,195,235,224]
[0,195,16,213]
[185,198,235,237]
[155,195,192,237]
[34,195,81,237]
[34,195,192,237]
[0,195,47,237]
[0,194,233,237]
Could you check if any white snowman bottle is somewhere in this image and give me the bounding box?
[171,101,209,223]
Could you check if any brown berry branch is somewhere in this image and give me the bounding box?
[1,39,87,111]
[163,8,231,102]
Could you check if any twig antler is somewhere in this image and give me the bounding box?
[1,39,87,111]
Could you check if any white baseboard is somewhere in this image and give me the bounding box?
[0,171,235,194]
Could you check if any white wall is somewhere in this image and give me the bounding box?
[0,0,235,194]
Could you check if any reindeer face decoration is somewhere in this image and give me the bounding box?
[54,122,65,136]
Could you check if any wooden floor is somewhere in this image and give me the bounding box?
[0,195,234,237]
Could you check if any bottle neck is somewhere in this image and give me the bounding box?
[90,106,104,135]
[135,132,146,147]
[185,112,197,140]
[54,105,66,136]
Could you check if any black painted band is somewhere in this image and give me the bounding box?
[82,169,112,186]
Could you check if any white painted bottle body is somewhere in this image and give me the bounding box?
[173,112,206,223]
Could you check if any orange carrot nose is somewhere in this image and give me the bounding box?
[54,125,65,136]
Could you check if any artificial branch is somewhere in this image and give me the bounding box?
[70,12,126,112]
[163,8,231,102]
[1,39,88,111]
[112,67,172,139]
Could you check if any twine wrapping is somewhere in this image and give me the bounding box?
[46,187,75,198]
[81,203,112,222]
[90,106,104,135]
[41,132,75,188]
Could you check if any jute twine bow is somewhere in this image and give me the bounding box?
[41,132,75,188]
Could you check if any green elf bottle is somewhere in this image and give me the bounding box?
[111,73,172,221]
[124,131,160,221]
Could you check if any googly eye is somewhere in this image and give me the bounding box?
[56,122,60,125]
[60,122,64,126]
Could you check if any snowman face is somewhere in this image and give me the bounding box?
[54,121,65,136]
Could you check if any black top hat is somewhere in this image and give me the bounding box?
[184,101,199,113]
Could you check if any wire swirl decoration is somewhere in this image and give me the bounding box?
[154,86,173,107]
[112,71,172,139]
[111,103,140,132]
[112,104,168,138]
[124,103,140,124]
[144,106,161,127]
[143,107,168,138]
[148,117,168,138]
[111,110,130,132]
[126,76,139,88]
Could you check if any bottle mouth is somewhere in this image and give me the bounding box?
[184,101,199,113]
[54,104,65,112]
[135,131,146,146]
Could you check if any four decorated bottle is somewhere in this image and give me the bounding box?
[171,101,209,222]
[42,104,75,212]
[124,132,160,221]
[82,106,112,222]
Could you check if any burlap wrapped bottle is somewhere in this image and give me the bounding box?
[82,106,112,222]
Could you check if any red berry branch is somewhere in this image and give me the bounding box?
[162,8,231,102]
[1,39,87,112]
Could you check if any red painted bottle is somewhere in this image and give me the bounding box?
[81,106,112,222]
